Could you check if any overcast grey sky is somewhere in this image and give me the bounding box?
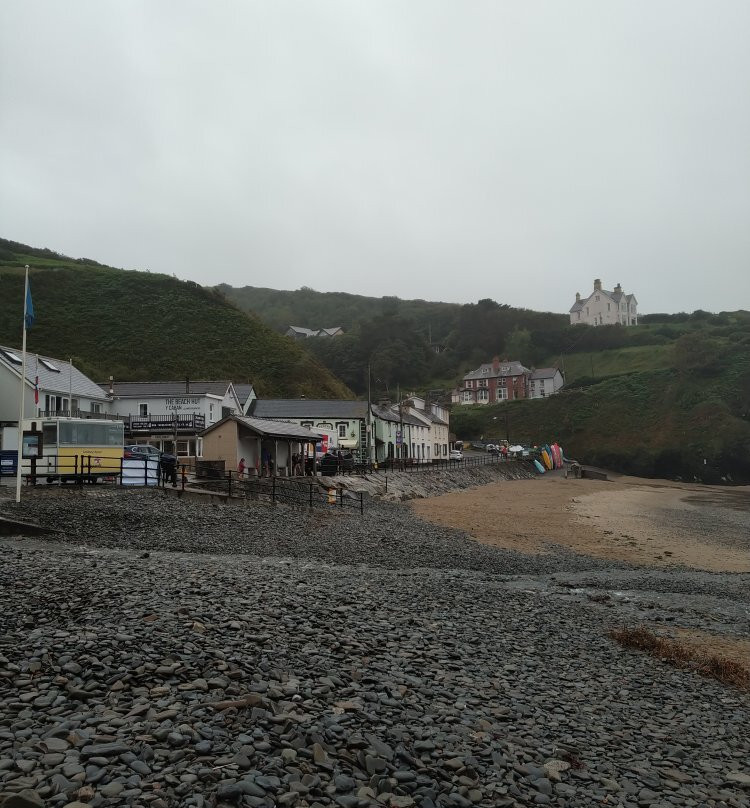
[1,1,749,314]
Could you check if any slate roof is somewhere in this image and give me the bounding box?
[571,285,637,311]
[530,367,561,380]
[463,361,529,380]
[103,381,233,398]
[233,384,256,406]
[371,404,401,423]
[0,345,108,400]
[202,415,322,442]
[250,399,368,420]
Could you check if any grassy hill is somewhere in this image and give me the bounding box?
[219,284,568,395]
[452,323,750,483]
[0,239,352,398]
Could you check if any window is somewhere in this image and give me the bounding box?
[209,402,215,422]
[577,312,581,320]
[338,423,347,438]
[481,367,489,374]
[301,421,313,428]
[478,389,489,402]
[497,388,507,401]
[595,295,600,302]
[90,402,102,414]
[40,359,60,372]
[434,443,439,454]
[138,403,148,417]
[607,303,610,311]
[1,349,22,365]
[42,423,57,447]
[462,391,473,402]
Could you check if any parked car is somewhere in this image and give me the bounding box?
[319,451,355,476]
[449,449,463,461]
[124,444,162,460]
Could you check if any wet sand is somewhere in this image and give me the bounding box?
[409,473,750,573]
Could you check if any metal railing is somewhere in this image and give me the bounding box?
[17,455,188,490]
[356,453,511,474]
[193,469,365,514]
[37,409,122,421]
[125,414,206,432]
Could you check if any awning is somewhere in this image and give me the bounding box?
[338,439,359,448]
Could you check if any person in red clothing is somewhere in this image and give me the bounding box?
[237,457,246,478]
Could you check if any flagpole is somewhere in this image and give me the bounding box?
[69,357,73,415]
[15,266,30,503]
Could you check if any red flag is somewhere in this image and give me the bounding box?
[34,375,39,405]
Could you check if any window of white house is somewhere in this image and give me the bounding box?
[90,402,102,413]
[338,423,347,438]
[209,403,215,422]
[301,421,313,427]
[607,303,610,310]
[577,311,581,320]
[138,403,148,417]
[434,443,439,454]
[595,295,600,301]
[71,398,79,412]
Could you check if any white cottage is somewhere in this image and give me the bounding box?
[103,380,242,459]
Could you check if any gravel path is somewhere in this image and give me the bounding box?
[1,488,749,808]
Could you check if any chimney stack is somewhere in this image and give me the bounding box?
[108,375,114,396]
[615,283,622,294]
[593,279,602,291]
[492,356,500,371]
[575,292,581,302]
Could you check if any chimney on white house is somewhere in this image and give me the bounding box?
[593,279,602,291]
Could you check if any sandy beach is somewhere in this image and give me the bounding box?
[410,472,750,573]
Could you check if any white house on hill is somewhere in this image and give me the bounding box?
[570,279,638,326]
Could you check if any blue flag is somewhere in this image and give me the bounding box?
[25,280,34,329]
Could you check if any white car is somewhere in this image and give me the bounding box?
[485,444,497,452]
[449,449,463,461]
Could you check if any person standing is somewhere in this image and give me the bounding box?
[237,457,246,478]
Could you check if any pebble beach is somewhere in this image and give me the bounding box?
[1,472,748,808]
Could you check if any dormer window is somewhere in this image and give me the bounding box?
[40,359,60,372]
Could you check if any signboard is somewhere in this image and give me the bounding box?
[165,397,201,412]
[22,431,42,459]
[395,430,402,445]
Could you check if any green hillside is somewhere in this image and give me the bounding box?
[452,325,750,483]
[220,284,568,395]
[0,239,352,398]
